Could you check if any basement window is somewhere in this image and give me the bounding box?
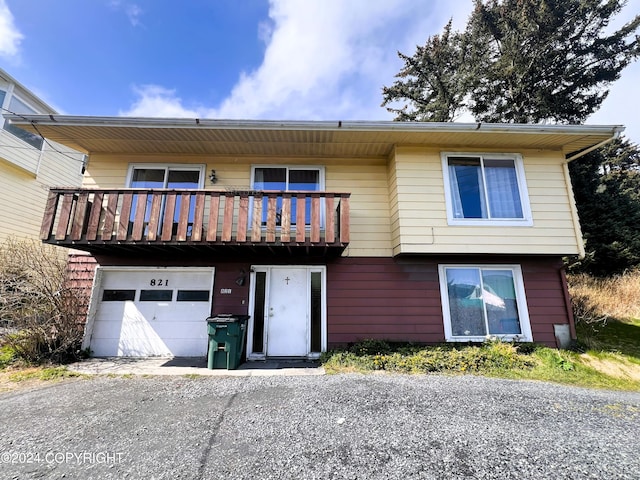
[438,265,532,342]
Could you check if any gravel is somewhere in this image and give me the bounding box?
[0,374,639,479]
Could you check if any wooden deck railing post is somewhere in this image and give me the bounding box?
[339,194,350,244]
[40,191,60,240]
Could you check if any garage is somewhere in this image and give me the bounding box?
[86,267,215,357]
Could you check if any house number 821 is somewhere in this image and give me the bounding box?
[150,279,168,286]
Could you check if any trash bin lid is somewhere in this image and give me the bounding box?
[207,314,238,323]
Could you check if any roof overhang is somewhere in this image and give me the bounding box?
[4,114,624,159]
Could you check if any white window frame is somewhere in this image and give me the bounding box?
[0,86,45,151]
[249,165,325,192]
[125,163,206,188]
[438,264,533,342]
[249,165,326,228]
[441,152,533,226]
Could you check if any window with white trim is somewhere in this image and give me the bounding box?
[442,153,531,226]
[250,166,324,225]
[126,164,205,232]
[438,265,532,342]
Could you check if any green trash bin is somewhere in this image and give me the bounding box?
[207,314,250,370]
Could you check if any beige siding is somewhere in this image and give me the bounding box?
[390,147,583,256]
[84,154,393,257]
[326,164,392,257]
[0,140,84,242]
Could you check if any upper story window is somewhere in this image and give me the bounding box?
[252,167,322,192]
[1,90,45,150]
[251,166,324,225]
[127,164,204,189]
[442,153,532,226]
[126,164,205,231]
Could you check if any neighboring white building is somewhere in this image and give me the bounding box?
[0,69,84,242]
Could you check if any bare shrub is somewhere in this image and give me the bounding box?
[0,238,85,363]
[568,270,640,324]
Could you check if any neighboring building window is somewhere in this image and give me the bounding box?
[442,153,531,226]
[438,265,532,342]
[251,166,324,225]
[2,93,44,150]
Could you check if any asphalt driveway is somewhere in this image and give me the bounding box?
[1,374,638,479]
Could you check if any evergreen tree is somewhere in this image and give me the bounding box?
[568,138,640,276]
[382,0,640,124]
[381,20,471,121]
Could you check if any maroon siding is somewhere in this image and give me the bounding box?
[327,258,444,345]
[326,256,573,348]
[66,252,573,349]
[65,253,99,322]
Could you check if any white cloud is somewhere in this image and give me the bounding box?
[119,85,200,117]
[122,0,473,121]
[126,4,143,27]
[109,1,143,27]
[119,0,640,144]
[208,0,472,120]
[0,0,23,58]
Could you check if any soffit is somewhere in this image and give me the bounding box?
[8,117,619,158]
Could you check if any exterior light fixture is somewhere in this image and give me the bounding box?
[209,170,217,184]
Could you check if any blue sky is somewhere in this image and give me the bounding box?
[1,0,639,143]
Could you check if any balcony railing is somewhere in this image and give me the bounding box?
[40,188,350,252]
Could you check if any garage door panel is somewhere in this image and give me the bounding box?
[90,268,214,357]
[91,319,124,339]
[160,339,208,357]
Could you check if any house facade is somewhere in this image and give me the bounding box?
[0,70,84,242]
[5,115,622,358]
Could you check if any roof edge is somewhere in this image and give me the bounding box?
[3,114,625,137]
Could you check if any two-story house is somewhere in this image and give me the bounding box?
[0,69,84,242]
[5,115,622,359]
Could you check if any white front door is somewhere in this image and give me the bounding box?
[266,268,308,356]
[248,266,326,358]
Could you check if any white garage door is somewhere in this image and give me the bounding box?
[89,268,214,357]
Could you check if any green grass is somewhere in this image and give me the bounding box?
[0,345,16,370]
[321,339,640,391]
[576,318,640,359]
[6,366,86,382]
[497,348,640,391]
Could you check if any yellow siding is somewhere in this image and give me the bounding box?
[390,147,583,256]
[84,154,393,257]
[0,140,84,242]
[326,164,392,257]
[84,145,583,258]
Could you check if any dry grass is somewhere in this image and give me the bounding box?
[568,270,640,324]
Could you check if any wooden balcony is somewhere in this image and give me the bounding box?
[41,188,350,256]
